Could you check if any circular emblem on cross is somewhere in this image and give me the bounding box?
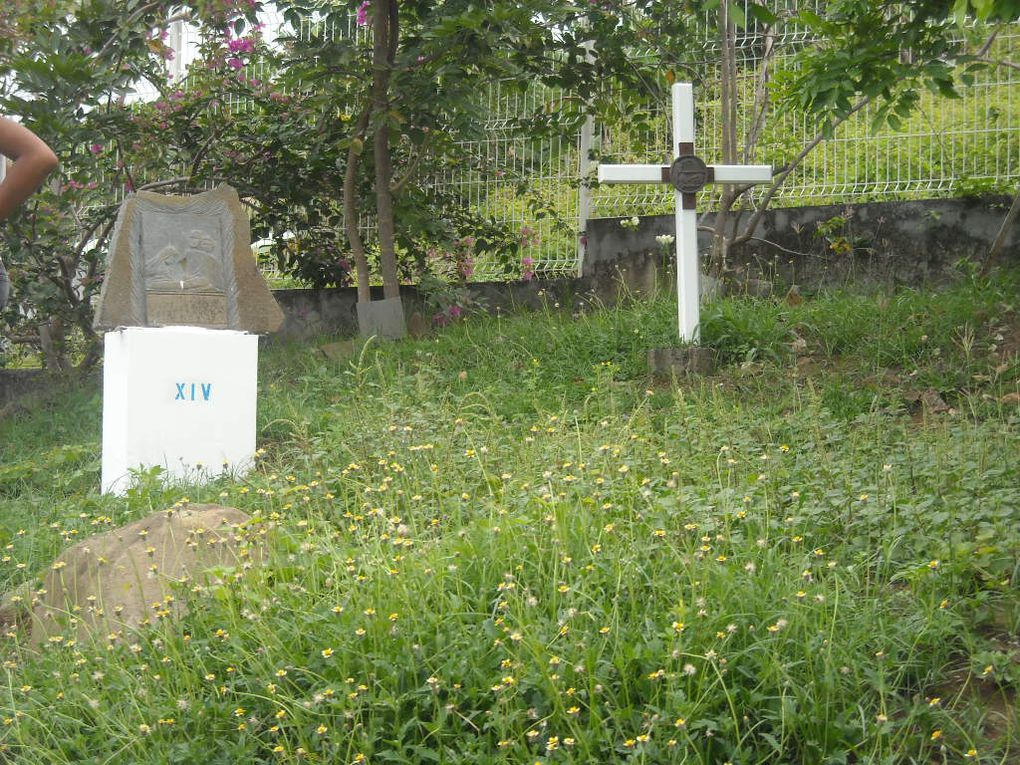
[669,155,710,194]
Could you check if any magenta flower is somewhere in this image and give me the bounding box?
[228,37,255,54]
[227,57,243,70]
[89,143,103,154]
[522,255,535,282]
[357,0,370,26]
[448,305,462,318]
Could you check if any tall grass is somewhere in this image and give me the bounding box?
[0,274,1017,763]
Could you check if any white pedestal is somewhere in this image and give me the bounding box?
[102,326,259,495]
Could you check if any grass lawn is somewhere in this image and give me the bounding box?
[0,270,1017,764]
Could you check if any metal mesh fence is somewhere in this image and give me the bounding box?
[592,9,1020,224]
[155,3,1018,281]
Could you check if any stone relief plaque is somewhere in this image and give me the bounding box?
[93,185,284,333]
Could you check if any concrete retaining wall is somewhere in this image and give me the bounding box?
[0,369,50,409]
[583,196,1019,289]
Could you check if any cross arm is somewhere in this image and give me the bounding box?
[598,163,772,185]
[597,164,666,184]
[711,165,772,183]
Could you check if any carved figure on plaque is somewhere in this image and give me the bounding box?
[147,230,226,293]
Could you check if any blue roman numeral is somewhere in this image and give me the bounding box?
[173,382,213,402]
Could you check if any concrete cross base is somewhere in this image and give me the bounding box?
[356,297,406,340]
[648,346,716,376]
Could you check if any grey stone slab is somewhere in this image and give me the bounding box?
[94,185,284,334]
[356,297,406,340]
[648,346,716,376]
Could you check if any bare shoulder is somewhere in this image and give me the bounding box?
[0,117,57,165]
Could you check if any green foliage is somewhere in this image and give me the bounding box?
[785,0,1018,132]
[0,278,1018,762]
[701,299,793,364]
[0,1,264,369]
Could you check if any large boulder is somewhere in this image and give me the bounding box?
[3,504,260,645]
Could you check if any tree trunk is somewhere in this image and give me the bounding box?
[372,0,400,300]
[344,106,372,303]
[39,318,68,373]
[710,3,738,277]
[979,184,1020,278]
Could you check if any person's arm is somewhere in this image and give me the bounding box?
[0,117,59,221]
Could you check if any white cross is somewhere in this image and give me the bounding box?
[598,82,772,343]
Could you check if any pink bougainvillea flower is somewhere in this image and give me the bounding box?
[228,37,255,54]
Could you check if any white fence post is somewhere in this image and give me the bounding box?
[576,113,594,277]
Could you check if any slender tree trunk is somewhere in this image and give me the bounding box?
[372,0,400,300]
[744,24,774,161]
[734,97,870,248]
[979,184,1020,278]
[344,106,372,302]
[710,4,738,276]
[39,318,68,373]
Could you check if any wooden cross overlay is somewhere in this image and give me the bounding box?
[598,83,772,343]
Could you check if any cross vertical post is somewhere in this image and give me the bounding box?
[673,83,699,342]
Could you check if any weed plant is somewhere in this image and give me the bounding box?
[0,274,1017,763]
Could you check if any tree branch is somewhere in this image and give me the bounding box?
[389,143,430,195]
[189,125,226,180]
[94,2,165,62]
[975,29,998,57]
[976,55,1020,72]
[978,184,1020,278]
[733,96,871,247]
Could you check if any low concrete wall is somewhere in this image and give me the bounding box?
[273,278,610,341]
[584,196,1019,289]
[0,369,51,409]
[273,196,1017,341]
